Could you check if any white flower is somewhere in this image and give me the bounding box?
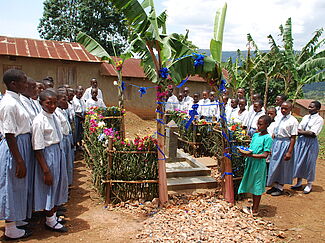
[98,121,106,128]
[113,80,118,86]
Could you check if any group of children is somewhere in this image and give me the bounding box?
[166,85,324,216]
[0,69,105,240]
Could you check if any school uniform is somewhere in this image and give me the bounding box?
[267,114,299,186]
[176,100,185,111]
[72,96,86,145]
[293,113,324,182]
[85,98,106,109]
[32,99,42,114]
[20,95,40,218]
[82,87,103,102]
[233,109,249,124]
[208,100,220,121]
[32,110,68,211]
[243,110,265,137]
[275,106,282,117]
[165,94,178,112]
[56,108,74,186]
[198,98,210,118]
[182,96,194,112]
[248,104,266,114]
[0,91,32,221]
[226,107,239,124]
[20,95,40,121]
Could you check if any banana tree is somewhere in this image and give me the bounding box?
[110,0,218,204]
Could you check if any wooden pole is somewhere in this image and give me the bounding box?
[157,87,168,204]
[223,156,234,204]
[105,136,113,205]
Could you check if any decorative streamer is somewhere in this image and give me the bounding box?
[185,104,199,129]
[176,76,190,88]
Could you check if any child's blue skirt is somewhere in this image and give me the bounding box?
[34,143,68,211]
[267,137,294,186]
[0,133,31,221]
[63,134,74,185]
[293,136,319,182]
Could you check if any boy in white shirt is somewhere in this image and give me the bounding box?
[72,88,86,149]
[165,85,178,112]
[85,88,106,109]
[226,98,239,123]
[233,98,249,124]
[82,78,103,102]
[182,87,194,112]
[243,100,265,137]
[208,91,220,121]
[198,91,210,119]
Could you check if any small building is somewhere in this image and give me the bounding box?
[0,35,210,119]
[293,99,325,119]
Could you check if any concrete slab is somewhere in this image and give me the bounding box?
[196,157,218,167]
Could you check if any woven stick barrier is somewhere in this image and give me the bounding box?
[102,179,159,184]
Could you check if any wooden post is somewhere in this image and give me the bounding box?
[105,136,113,205]
[157,88,168,204]
[223,156,234,204]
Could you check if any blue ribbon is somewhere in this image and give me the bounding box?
[159,67,169,79]
[185,103,199,129]
[222,131,230,143]
[139,87,147,97]
[176,76,189,88]
[192,53,205,67]
[219,79,227,93]
[155,109,164,115]
[156,132,165,137]
[156,145,166,158]
[156,119,165,125]
[221,171,233,178]
[224,152,231,159]
[121,81,126,91]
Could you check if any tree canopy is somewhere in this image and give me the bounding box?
[38,0,129,55]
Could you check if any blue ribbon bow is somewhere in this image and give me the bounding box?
[139,87,147,97]
[159,67,169,79]
[192,53,205,67]
[121,81,126,91]
[185,103,199,129]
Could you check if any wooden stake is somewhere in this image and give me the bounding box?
[105,136,113,205]
[223,156,234,204]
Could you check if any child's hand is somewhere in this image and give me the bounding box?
[284,152,292,161]
[44,171,53,186]
[16,160,27,178]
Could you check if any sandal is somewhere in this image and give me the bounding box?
[4,229,32,241]
[45,222,68,233]
[242,206,259,216]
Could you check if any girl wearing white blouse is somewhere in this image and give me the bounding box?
[0,69,32,240]
[32,90,68,233]
[292,101,324,194]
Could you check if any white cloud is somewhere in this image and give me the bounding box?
[160,0,325,50]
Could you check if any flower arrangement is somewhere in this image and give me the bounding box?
[83,107,159,203]
[115,60,123,71]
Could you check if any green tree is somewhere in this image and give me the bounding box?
[38,0,128,55]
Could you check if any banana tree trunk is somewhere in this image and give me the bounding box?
[117,71,126,139]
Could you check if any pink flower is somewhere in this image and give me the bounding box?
[121,141,125,145]
[103,128,114,136]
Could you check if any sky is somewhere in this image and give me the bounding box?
[0,0,324,51]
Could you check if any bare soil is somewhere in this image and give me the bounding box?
[1,112,324,242]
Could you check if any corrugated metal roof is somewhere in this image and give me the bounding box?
[295,99,325,111]
[101,60,205,82]
[0,35,101,63]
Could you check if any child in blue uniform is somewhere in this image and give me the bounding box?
[32,90,68,232]
[292,101,324,193]
[238,115,273,216]
[0,69,32,240]
[56,90,74,186]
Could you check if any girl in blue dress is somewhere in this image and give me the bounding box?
[0,69,32,240]
[238,115,273,216]
[32,89,68,233]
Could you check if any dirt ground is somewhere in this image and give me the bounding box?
[1,112,324,242]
